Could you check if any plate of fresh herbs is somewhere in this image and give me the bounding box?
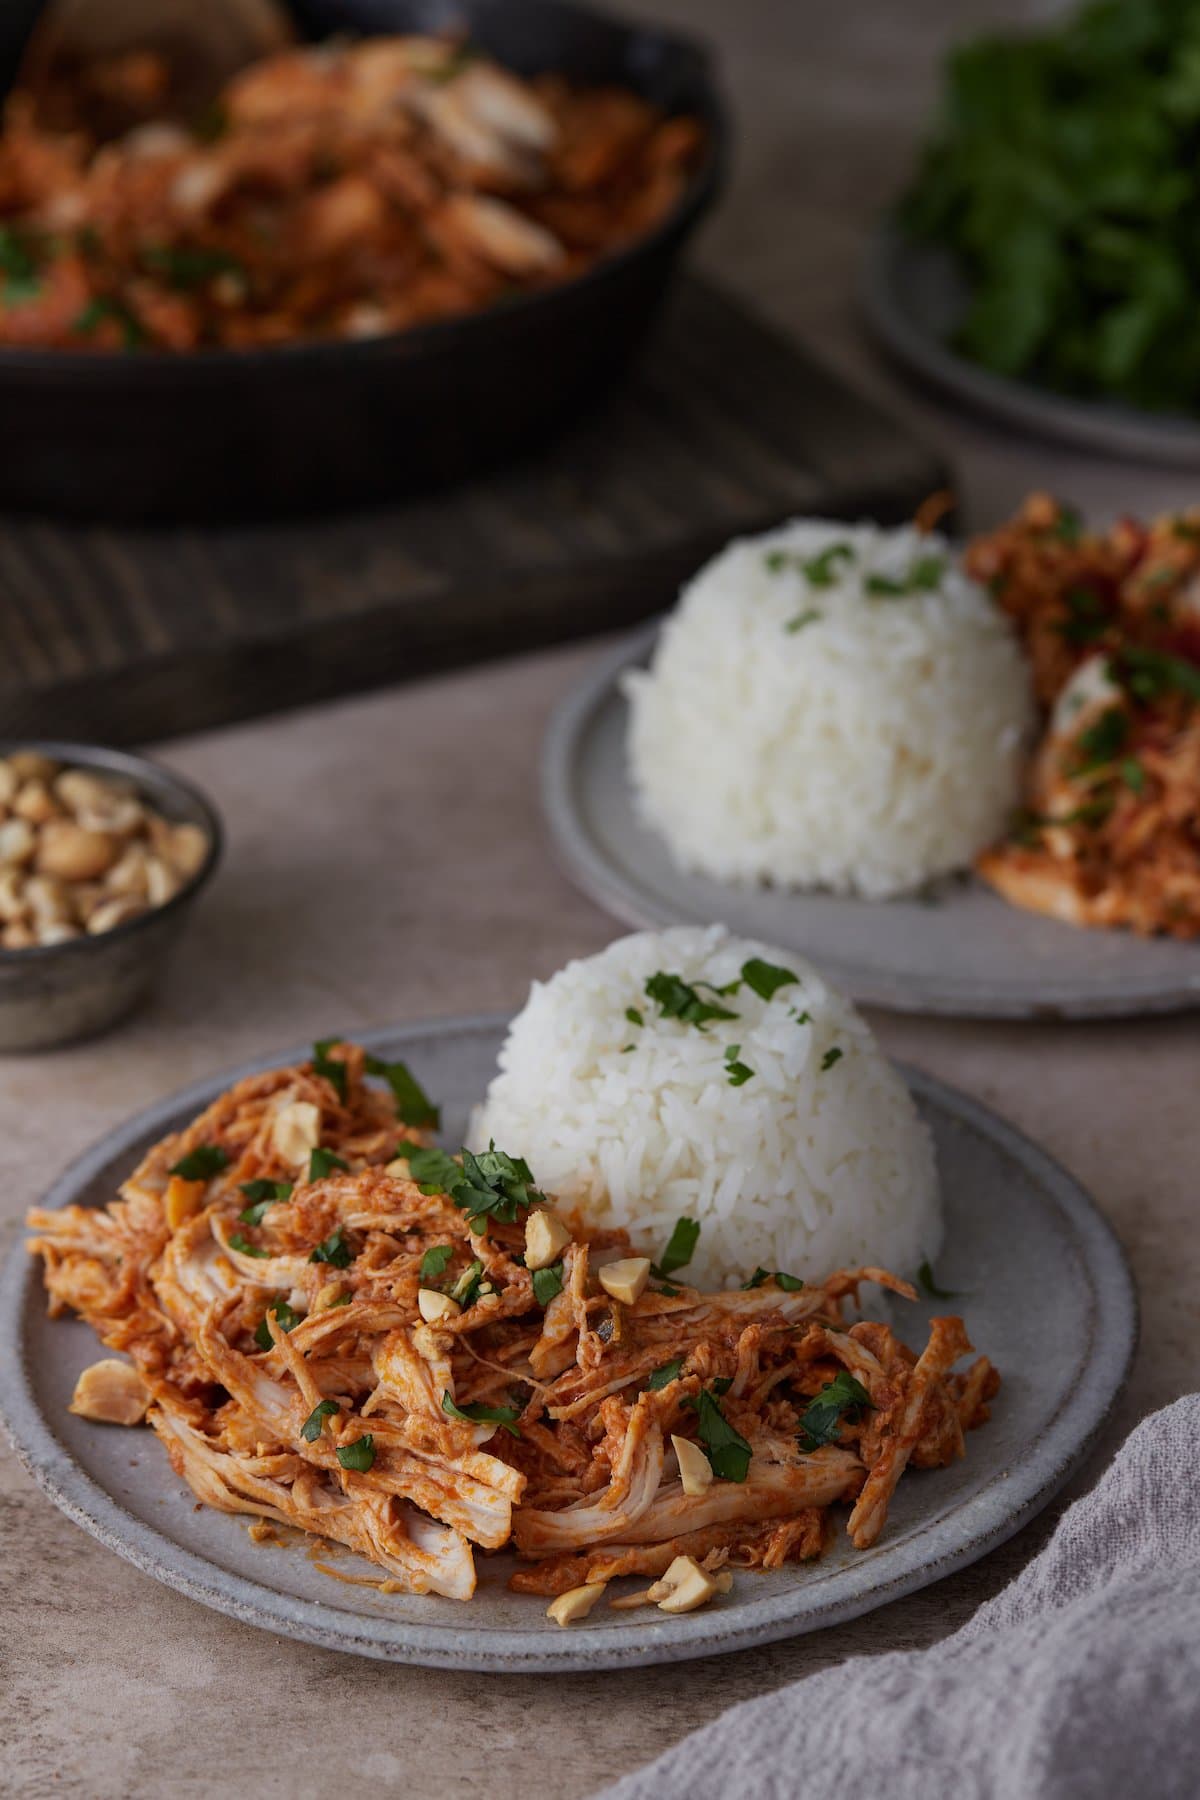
[865,0,1200,463]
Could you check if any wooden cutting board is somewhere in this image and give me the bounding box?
[2,276,950,745]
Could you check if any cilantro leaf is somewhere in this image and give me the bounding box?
[311,1039,348,1102]
[625,1006,643,1027]
[449,1259,485,1308]
[797,1371,872,1452]
[653,1216,700,1279]
[740,958,799,1001]
[336,1434,376,1471]
[724,1045,755,1086]
[531,1262,564,1306]
[228,1233,270,1259]
[452,1145,546,1230]
[308,1146,349,1182]
[394,1142,463,1195]
[1074,705,1129,772]
[254,1297,301,1350]
[309,1228,351,1268]
[168,1144,229,1181]
[441,1390,521,1437]
[689,1389,751,1482]
[301,1399,338,1442]
[821,1047,844,1072]
[647,1357,684,1390]
[364,1054,440,1129]
[644,971,739,1030]
[239,1179,293,1225]
[419,1243,455,1283]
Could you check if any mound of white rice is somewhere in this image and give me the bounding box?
[624,519,1033,899]
[470,925,940,1288]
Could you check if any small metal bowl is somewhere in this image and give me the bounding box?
[0,741,222,1052]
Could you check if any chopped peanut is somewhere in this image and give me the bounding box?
[272,1100,321,1169]
[164,1174,206,1229]
[598,1257,651,1306]
[313,1281,346,1311]
[546,1582,607,1626]
[671,1434,714,1497]
[69,1358,149,1426]
[524,1208,571,1271]
[417,1288,462,1324]
[648,1555,731,1614]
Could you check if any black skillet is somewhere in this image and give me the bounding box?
[0,0,728,523]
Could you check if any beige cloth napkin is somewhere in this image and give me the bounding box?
[600,1396,1200,1800]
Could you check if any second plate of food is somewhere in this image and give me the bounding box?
[544,510,1200,1019]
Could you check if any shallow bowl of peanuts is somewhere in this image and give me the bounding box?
[0,743,221,1052]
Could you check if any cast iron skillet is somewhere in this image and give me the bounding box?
[0,0,727,523]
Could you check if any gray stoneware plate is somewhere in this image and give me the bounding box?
[542,624,1200,1019]
[1,1015,1136,1670]
[863,221,1200,467]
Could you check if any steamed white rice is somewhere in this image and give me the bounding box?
[624,519,1033,899]
[470,925,941,1288]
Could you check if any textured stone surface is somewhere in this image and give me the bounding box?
[4,3,1199,1795]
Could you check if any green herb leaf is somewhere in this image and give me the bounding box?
[441,1390,521,1437]
[1074,705,1129,772]
[301,1399,338,1442]
[228,1233,270,1259]
[449,1259,485,1307]
[451,1145,546,1230]
[254,1297,301,1350]
[419,1243,454,1282]
[238,1179,293,1225]
[336,1434,376,1471]
[741,1267,770,1289]
[1112,647,1200,704]
[689,1388,752,1482]
[169,1144,229,1181]
[308,1146,349,1182]
[821,1047,844,1072]
[531,1262,564,1306]
[653,1216,700,1279]
[311,1038,348,1101]
[393,1141,462,1194]
[800,543,854,587]
[797,1371,872,1452]
[625,1006,643,1027]
[1057,587,1109,646]
[740,1267,804,1292]
[741,959,798,1003]
[72,295,147,349]
[141,243,245,290]
[364,1054,440,1128]
[918,1259,958,1300]
[1120,757,1146,793]
[785,608,823,633]
[724,1045,755,1086]
[644,971,739,1030]
[309,1228,352,1268]
[647,1357,685,1390]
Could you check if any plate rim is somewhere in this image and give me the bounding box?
[0,1013,1137,1671]
[541,621,1200,1019]
[861,218,1200,467]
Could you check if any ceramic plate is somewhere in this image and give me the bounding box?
[2,1015,1135,1670]
[862,221,1200,466]
[542,625,1200,1019]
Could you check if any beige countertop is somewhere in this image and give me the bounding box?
[5,3,1199,1795]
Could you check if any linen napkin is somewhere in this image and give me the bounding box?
[600,1395,1200,1800]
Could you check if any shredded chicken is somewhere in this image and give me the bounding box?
[28,1043,998,1607]
[0,33,704,351]
[968,492,1200,937]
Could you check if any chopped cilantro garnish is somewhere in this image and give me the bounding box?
[449,1259,485,1307]
[254,1297,301,1350]
[1051,507,1082,544]
[1074,705,1128,772]
[625,1006,644,1027]
[644,971,739,1030]
[741,1267,804,1292]
[311,1039,348,1101]
[1111,647,1200,704]
[419,1243,454,1283]
[531,1262,564,1307]
[785,608,823,633]
[301,1399,338,1442]
[647,1357,684,1390]
[452,1145,546,1230]
[394,1142,462,1194]
[169,1144,229,1181]
[821,1047,844,1072]
[1057,587,1108,646]
[688,1389,751,1482]
[309,1228,351,1268]
[0,226,42,308]
[800,543,854,587]
[441,1391,521,1437]
[653,1217,700,1280]
[72,295,147,348]
[724,1045,755,1087]
[797,1371,872,1452]
[866,555,946,598]
[917,1259,958,1300]
[364,1054,440,1129]
[141,243,245,290]
[228,1233,269,1259]
[336,1434,376,1471]
[740,957,798,1001]
[1120,757,1146,794]
[238,1179,293,1224]
[308,1146,349,1182]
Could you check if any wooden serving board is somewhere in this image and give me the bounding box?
[1,277,949,745]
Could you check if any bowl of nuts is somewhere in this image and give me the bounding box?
[0,742,221,1051]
